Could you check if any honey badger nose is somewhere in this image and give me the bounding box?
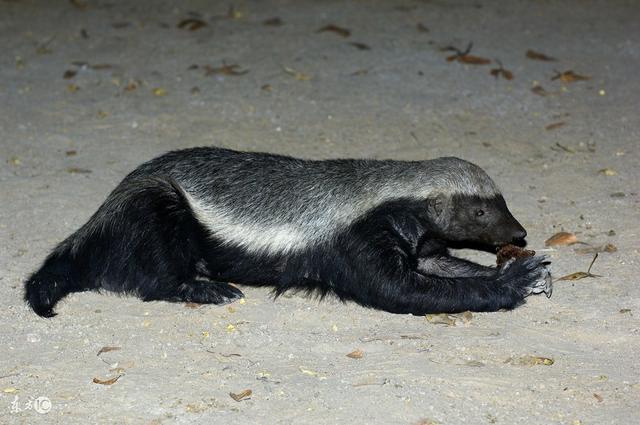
[512,228,527,241]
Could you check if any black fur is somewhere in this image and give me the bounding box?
[24,147,551,317]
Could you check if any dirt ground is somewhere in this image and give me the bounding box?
[1,0,639,424]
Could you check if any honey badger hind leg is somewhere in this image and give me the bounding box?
[24,176,244,317]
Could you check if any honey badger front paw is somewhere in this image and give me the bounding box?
[499,256,553,298]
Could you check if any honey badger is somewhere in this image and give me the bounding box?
[24,146,552,317]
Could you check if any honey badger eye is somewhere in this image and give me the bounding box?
[475,210,485,217]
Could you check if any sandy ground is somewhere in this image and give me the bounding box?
[1,0,639,423]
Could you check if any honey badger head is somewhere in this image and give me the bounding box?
[423,157,527,246]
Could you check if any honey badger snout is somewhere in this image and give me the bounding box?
[502,215,527,244]
[435,193,529,246]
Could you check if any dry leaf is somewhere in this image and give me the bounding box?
[283,66,312,81]
[531,84,549,96]
[557,271,600,281]
[299,366,320,377]
[574,243,617,255]
[416,23,429,33]
[348,42,370,50]
[593,393,604,402]
[263,17,283,27]
[184,302,201,308]
[551,70,590,83]
[598,168,617,176]
[177,18,207,31]
[317,24,351,38]
[558,253,602,281]
[66,167,92,174]
[545,232,578,247]
[97,346,121,356]
[204,63,249,76]
[92,375,122,385]
[65,150,77,156]
[449,54,491,65]
[152,88,167,96]
[124,81,138,92]
[507,355,554,366]
[346,349,364,359]
[490,67,514,80]
[545,121,566,130]
[229,389,252,402]
[526,49,557,61]
[425,313,456,326]
[63,70,77,79]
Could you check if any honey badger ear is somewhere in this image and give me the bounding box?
[428,193,447,217]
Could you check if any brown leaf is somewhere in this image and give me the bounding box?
[63,70,77,79]
[348,42,370,51]
[531,84,549,96]
[346,349,364,359]
[508,356,554,366]
[459,55,491,65]
[263,17,283,26]
[177,18,207,31]
[97,346,121,356]
[282,66,312,81]
[454,54,491,65]
[551,70,590,83]
[490,64,514,80]
[124,81,138,92]
[317,24,351,38]
[229,389,252,402]
[593,393,604,402]
[416,23,429,33]
[545,232,578,247]
[545,121,566,131]
[184,302,201,309]
[559,253,602,281]
[526,49,557,61]
[66,167,92,174]
[574,243,617,255]
[557,271,600,281]
[204,63,249,76]
[65,150,77,156]
[92,375,122,385]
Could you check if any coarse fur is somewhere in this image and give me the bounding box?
[24,146,552,317]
